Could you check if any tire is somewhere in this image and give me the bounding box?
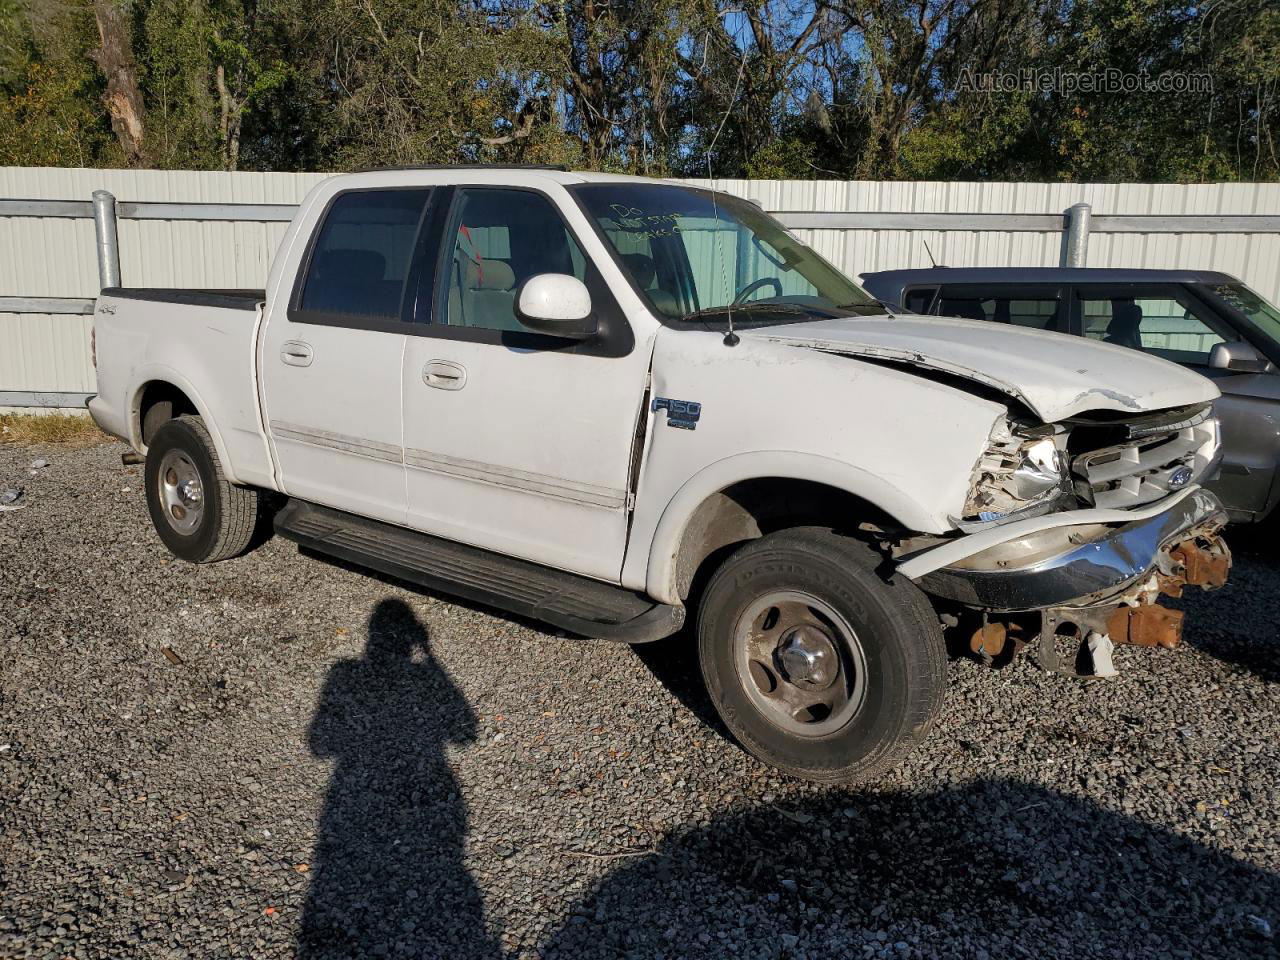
[144,415,263,563]
[697,527,946,783]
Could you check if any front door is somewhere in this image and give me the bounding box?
[400,186,650,581]
[260,187,435,526]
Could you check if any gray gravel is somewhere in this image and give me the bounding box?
[1,441,1278,960]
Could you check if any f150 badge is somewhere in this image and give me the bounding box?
[653,397,702,430]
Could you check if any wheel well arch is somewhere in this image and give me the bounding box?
[671,477,901,603]
[136,380,199,447]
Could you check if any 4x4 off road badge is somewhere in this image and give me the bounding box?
[653,397,702,430]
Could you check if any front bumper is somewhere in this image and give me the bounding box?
[909,488,1229,611]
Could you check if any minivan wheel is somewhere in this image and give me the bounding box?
[697,527,946,783]
[144,415,263,563]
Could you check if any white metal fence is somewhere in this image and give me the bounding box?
[3,166,1280,409]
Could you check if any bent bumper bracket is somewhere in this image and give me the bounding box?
[915,488,1229,612]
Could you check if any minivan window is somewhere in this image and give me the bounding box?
[936,286,1063,331]
[572,183,880,327]
[1078,286,1234,365]
[299,189,431,321]
[902,287,937,314]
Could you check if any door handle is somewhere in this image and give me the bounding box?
[281,340,314,367]
[423,359,467,391]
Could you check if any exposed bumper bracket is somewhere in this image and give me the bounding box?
[916,488,1229,612]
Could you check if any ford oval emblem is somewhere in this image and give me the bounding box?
[1169,466,1193,489]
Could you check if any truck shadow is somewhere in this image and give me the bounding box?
[538,779,1278,959]
[296,599,1278,960]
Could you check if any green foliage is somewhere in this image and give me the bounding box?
[0,0,1276,181]
[0,0,117,166]
[745,137,817,179]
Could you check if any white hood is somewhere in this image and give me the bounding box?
[749,314,1219,422]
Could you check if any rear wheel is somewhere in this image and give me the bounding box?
[144,415,263,563]
[697,527,946,783]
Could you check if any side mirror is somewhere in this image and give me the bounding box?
[515,274,597,340]
[1209,341,1270,373]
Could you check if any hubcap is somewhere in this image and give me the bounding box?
[778,626,839,687]
[734,591,868,737]
[157,449,205,534]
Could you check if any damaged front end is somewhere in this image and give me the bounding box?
[916,490,1231,677]
[931,512,1228,675]
[955,419,1072,529]
[899,403,1230,679]
[1030,527,1230,677]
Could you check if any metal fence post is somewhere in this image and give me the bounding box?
[1063,201,1091,267]
[91,189,121,289]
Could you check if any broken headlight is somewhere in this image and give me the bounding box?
[957,420,1072,530]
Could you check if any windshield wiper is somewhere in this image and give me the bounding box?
[839,300,896,317]
[681,301,813,323]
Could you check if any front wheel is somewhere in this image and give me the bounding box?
[144,415,264,563]
[697,527,946,783]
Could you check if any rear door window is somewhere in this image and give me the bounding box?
[295,189,432,326]
[936,284,1066,332]
[1075,284,1235,366]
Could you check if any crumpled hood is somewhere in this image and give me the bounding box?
[747,314,1219,422]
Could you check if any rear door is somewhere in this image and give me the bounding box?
[399,185,649,581]
[260,187,435,526]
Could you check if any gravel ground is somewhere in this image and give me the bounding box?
[1,441,1278,960]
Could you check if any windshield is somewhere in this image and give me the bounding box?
[571,183,881,327]
[1205,282,1280,344]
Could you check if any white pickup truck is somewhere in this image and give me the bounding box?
[89,166,1231,782]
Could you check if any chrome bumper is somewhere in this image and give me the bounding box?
[915,488,1229,611]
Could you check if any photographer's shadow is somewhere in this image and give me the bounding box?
[297,598,500,959]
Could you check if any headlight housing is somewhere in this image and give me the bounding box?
[957,419,1072,530]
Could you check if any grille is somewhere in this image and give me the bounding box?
[1070,405,1218,510]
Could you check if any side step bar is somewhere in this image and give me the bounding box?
[274,500,685,644]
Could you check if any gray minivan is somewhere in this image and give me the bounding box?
[861,267,1280,523]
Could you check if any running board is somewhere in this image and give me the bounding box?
[274,500,685,644]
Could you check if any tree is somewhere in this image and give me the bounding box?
[92,0,149,164]
[0,0,119,166]
[0,0,1276,180]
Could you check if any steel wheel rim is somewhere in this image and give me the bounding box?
[733,590,868,738]
[157,449,205,535]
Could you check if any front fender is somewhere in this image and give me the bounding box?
[628,451,944,605]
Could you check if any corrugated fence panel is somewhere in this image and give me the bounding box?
[3,167,1280,405]
[693,178,1280,304]
[0,312,95,392]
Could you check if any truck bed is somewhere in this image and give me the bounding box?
[101,288,265,310]
[89,285,275,489]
